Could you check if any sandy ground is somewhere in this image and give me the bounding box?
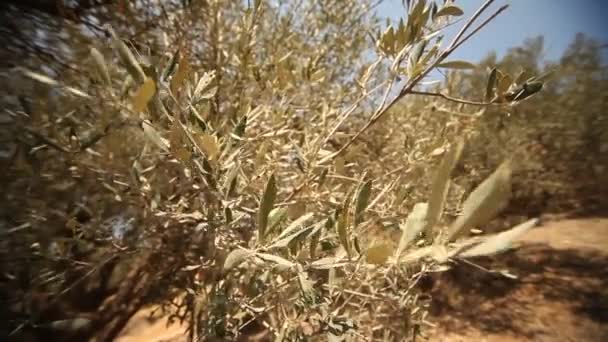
[116,217,608,342]
[427,217,608,342]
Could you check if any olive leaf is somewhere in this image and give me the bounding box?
[257,174,277,242]
[223,248,255,271]
[161,49,180,82]
[485,67,498,102]
[437,60,477,70]
[310,256,348,270]
[21,69,91,98]
[141,120,169,152]
[353,179,372,227]
[446,159,512,242]
[233,114,248,138]
[434,5,464,18]
[496,72,513,95]
[425,139,465,238]
[266,207,288,235]
[396,202,428,257]
[170,52,190,95]
[269,222,318,250]
[506,81,544,102]
[90,47,111,86]
[194,133,220,160]
[336,208,350,259]
[276,212,314,240]
[309,224,322,259]
[108,26,145,83]
[132,78,156,112]
[222,161,240,198]
[255,252,295,270]
[267,213,315,249]
[457,218,539,258]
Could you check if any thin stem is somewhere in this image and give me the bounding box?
[409,90,493,106]
[451,5,510,52]
[323,76,385,145]
[318,1,509,165]
[446,0,496,51]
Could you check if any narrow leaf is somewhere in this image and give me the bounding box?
[336,209,350,258]
[257,174,277,241]
[434,5,464,18]
[108,26,145,83]
[309,225,322,259]
[46,318,92,333]
[398,245,436,264]
[193,71,216,100]
[255,252,295,269]
[277,212,314,240]
[396,202,428,256]
[194,133,220,160]
[354,180,372,226]
[311,256,347,270]
[529,69,555,83]
[511,81,543,102]
[161,49,179,81]
[233,115,248,138]
[223,248,255,271]
[22,69,90,98]
[429,1,438,21]
[458,218,539,258]
[254,141,268,170]
[407,40,427,77]
[197,86,218,100]
[514,69,532,85]
[269,224,315,249]
[267,207,288,235]
[142,121,169,152]
[21,69,59,86]
[222,162,240,198]
[437,60,477,70]
[297,270,315,300]
[90,47,111,85]
[485,67,498,102]
[132,78,156,113]
[496,72,513,95]
[425,140,464,237]
[446,160,512,242]
[170,52,190,95]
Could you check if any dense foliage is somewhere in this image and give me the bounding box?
[0,0,605,341]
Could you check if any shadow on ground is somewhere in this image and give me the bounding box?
[428,236,608,340]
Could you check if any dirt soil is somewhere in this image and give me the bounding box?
[116,217,608,342]
[427,217,608,342]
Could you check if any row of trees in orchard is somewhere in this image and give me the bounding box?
[0,0,605,340]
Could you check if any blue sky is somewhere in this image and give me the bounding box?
[377,0,608,63]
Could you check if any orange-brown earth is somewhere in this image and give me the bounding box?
[116,217,608,342]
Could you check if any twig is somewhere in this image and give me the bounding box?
[318,1,508,165]
[445,0,497,51]
[322,284,381,300]
[1,223,31,236]
[409,90,493,106]
[450,5,510,52]
[23,127,70,153]
[323,76,385,146]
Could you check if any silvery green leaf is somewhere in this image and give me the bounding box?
[396,202,428,256]
[458,218,539,258]
[446,160,512,242]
